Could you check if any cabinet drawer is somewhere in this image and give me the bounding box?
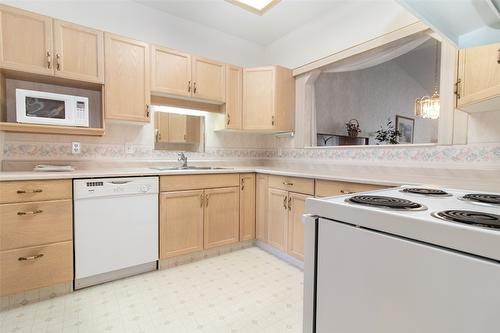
[268,175,314,195]
[315,180,389,198]
[160,174,239,191]
[0,200,73,250]
[0,241,73,296]
[0,180,72,204]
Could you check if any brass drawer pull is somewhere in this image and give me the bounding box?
[16,189,43,194]
[283,182,294,186]
[18,254,44,261]
[47,51,51,69]
[340,190,355,194]
[56,53,61,70]
[17,209,43,216]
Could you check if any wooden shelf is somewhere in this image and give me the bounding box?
[0,122,105,136]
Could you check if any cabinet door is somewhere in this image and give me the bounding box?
[160,190,204,259]
[0,5,53,75]
[168,113,188,143]
[155,112,169,143]
[287,192,308,261]
[105,33,150,122]
[224,64,243,129]
[267,188,288,251]
[458,43,500,111]
[151,46,191,97]
[192,56,225,103]
[256,174,269,242]
[240,174,256,241]
[204,187,239,249]
[53,20,104,83]
[243,67,275,130]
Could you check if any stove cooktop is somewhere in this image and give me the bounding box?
[432,210,500,230]
[400,187,451,196]
[460,193,500,206]
[346,195,425,211]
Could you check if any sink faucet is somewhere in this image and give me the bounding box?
[178,152,188,169]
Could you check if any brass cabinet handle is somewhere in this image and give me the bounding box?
[271,115,275,126]
[47,51,51,69]
[497,49,500,64]
[283,195,287,210]
[56,53,61,70]
[17,209,43,216]
[241,178,245,191]
[205,194,209,207]
[287,196,292,211]
[227,114,231,125]
[282,182,294,186]
[340,190,355,194]
[188,80,191,92]
[193,82,197,94]
[145,104,150,118]
[200,194,204,208]
[16,189,43,194]
[18,254,44,261]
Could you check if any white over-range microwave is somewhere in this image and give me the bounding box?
[16,89,89,127]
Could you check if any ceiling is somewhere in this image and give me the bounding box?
[135,0,343,45]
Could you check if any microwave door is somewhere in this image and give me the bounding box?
[16,89,74,126]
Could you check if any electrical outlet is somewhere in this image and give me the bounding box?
[125,143,135,154]
[72,142,81,154]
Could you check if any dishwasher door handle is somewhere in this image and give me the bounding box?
[109,180,133,185]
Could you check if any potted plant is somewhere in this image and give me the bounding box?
[345,119,361,137]
[375,119,400,144]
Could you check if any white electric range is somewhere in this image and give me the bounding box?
[303,186,500,333]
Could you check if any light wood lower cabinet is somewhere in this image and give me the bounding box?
[256,174,269,242]
[160,190,204,259]
[159,175,241,259]
[204,187,239,249]
[0,241,73,296]
[239,174,256,241]
[315,179,388,197]
[287,192,307,261]
[267,188,289,251]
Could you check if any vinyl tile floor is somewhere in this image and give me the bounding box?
[0,247,304,333]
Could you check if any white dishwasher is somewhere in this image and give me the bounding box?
[74,177,158,289]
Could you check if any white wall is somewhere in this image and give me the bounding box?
[1,0,265,67]
[467,112,500,144]
[264,1,419,69]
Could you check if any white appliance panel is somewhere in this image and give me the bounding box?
[316,218,500,333]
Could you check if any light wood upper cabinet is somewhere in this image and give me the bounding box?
[53,20,104,83]
[240,174,256,241]
[0,5,53,75]
[267,188,288,251]
[287,192,307,261]
[204,187,239,249]
[457,43,500,113]
[256,174,269,242]
[105,33,150,122]
[223,64,243,129]
[160,190,204,259]
[192,56,225,103]
[151,46,191,97]
[243,66,294,132]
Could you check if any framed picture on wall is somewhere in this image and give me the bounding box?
[396,115,415,144]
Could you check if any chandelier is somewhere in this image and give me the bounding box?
[415,40,440,119]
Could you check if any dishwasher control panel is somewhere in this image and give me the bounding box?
[74,177,159,199]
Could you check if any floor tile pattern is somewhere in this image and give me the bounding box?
[0,247,303,333]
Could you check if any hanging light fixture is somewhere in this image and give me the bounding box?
[415,40,440,119]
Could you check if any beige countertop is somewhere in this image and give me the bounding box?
[2,164,498,191]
